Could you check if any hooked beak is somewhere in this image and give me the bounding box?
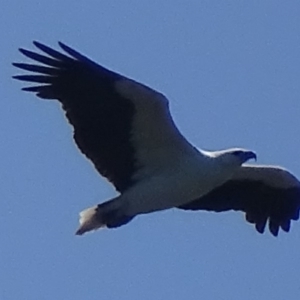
[246,151,257,162]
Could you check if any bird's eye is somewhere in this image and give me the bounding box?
[233,150,243,157]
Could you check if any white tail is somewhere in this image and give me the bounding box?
[76,206,105,235]
[75,197,134,235]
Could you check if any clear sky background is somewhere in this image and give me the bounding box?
[1,1,300,299]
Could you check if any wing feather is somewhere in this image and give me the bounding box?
[178,165,300,236]
[13,42,191,192]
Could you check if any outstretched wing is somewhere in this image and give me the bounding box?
[178,165,300,236]
[13,42,192,192]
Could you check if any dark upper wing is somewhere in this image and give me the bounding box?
[178,165,300,236]
[13,42,135,192]
[13,42,192,192]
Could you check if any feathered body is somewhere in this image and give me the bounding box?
[13,42,300,236]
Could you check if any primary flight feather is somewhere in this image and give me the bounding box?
[13,41,300,236]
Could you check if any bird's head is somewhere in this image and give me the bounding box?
[212,148,257,167]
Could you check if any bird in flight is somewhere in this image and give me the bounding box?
[13,41,300,236]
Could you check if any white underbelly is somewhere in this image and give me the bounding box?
[123,161,232,215]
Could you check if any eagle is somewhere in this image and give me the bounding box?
[13,41,300,236]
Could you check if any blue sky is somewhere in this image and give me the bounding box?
[2,1,300,299]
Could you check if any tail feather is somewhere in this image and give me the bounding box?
[75,199,134,235]
[76,206,104,235]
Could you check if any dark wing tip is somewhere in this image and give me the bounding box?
[57,41,114,77]
[32,40,45,48]
[12,74,53,83]
[269,220,280,237]
[58,41,79,56]
[254,218,267,234]
[280,220,291,233]
[32,41,54,55]
[19,47,33,57]
[33,41,74,62]
[57,41,94,64]
[21,86,43,92]
[16,46,62,68]
[12,75,22,80]
[292,209,300,221]
[12,62,20,68]
[58,41,68,49]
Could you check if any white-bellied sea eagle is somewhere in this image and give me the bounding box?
[13,42,300,236]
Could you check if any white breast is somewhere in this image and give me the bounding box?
[122,152,233,215]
